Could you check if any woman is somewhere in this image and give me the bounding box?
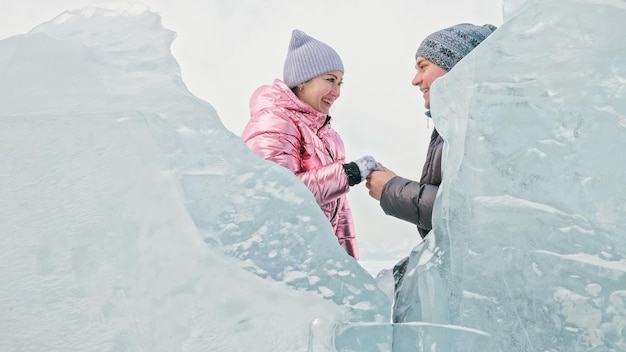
[241,29,380,260]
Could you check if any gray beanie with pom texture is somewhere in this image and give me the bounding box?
[416,23,497,72]
[283,29,344,88]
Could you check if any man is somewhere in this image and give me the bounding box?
[366,23,497,296]
[367,23,497,238]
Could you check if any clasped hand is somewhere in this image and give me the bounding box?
[365,165,396,201]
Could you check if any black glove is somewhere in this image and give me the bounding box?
[343,155,382,186]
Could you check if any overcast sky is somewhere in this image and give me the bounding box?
[1,0,505,269]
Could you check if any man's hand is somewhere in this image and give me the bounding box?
[365,165,397,200]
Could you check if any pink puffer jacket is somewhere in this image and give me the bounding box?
[241,79,358,259]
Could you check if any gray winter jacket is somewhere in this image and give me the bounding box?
[380,128,443,238]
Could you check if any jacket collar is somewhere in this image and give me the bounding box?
[262,79,330,130]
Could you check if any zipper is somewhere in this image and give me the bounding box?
[319,114,339,221]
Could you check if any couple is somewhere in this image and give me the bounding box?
[241,24,497,261]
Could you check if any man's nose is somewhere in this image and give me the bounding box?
[411,72,421,86]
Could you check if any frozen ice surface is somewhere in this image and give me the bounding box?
[0,6,389,352]
[391,0,626,351]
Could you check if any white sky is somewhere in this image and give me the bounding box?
[0,0,505,272]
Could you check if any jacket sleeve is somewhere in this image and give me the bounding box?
[242,111,301,171]
[298,162,349,206]
[242,111,350,205]
[379,176,438,231]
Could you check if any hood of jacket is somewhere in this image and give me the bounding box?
[249,79,330,132]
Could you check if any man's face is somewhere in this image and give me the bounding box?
[411,57,448,109]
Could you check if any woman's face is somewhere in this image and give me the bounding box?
[296,70,343,114]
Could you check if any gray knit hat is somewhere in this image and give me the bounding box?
[283,29,344,88]
[416,23,497,72]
